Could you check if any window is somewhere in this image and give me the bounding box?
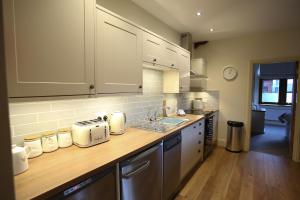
[286,79,293,104]
[261,79,280,103]
[259,78,294,105]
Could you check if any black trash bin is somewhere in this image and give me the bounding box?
[226,121,243,152]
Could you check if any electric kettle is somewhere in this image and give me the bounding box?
[110,111,126,135]
[12,145,30,175]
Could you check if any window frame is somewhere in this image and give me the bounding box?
[259,78,293,105]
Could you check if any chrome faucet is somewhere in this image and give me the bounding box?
[162,105,170,117]
[146,109,160,121]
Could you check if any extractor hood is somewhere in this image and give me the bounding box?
[190,58,208,91]
[181,34,208,92]
[190,58,207,78]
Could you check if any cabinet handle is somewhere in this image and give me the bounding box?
[89,84,95,90]
[153,58,157,62]
[171,64,175,67]
[139,85,143,89]
[198,141,201,144]
[193,126,196,129]
[199,123,202,126]
[198,150,201,153]
[199,132,202,135]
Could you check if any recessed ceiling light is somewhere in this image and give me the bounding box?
[209,28,214,32]
[196,11,201,16]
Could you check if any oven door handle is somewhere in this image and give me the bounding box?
[122,161,150,179]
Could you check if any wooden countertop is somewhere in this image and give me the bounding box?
[14,114,205,200]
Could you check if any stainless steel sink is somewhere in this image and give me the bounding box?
[132,117,189,133]
[159,117,189,125]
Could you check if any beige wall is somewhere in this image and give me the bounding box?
[96,0,180,45]
[194,29,300,151]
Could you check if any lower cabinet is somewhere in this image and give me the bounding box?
[181,119,205,180]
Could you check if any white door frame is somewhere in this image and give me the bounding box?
[245,58,300,162]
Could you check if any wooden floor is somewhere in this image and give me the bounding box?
[176,148,300,200]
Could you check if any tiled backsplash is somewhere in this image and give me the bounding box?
[9,69,219,144]
[178,91,220,110]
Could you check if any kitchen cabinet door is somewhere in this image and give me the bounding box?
[181,119,205,180]
[163,70,179,93]
[3,0,95,97]
[161,42,179,69]
[196,119,205,161]
[177,49,190,92]
[143,32,164,66]
[96,9,143,93]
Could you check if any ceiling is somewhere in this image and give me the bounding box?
[132,0,300,41]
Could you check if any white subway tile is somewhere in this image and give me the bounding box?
[9,114,38,126]
[11,135,24,145]
[9,102,51,115]
[51,100,84,111]
[38,110,75,122]
[58,118,76,128]
[13,121,58,136]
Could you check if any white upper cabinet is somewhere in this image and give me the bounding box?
[3,0,95,97]
[143,32,164,65]
[95,9,143,93]
[161,42,179,69]
[3,1,189,97]
[177,49,191,92]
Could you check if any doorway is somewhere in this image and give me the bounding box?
[250,61,297,157]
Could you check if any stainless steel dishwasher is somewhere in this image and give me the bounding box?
[120,142,163,200]
[163,132,181,200]
[50,167,117,200]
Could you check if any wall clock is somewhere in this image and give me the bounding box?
[223,66,238,81]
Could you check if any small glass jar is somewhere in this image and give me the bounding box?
[57,128,73,148]
[24,134,43,158]
[41,131,58,153]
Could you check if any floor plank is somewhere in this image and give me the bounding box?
[176,148,300,200]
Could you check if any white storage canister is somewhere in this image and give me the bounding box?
[57,128,73,148]
[42,131,59,152]
[24,134,43,158]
